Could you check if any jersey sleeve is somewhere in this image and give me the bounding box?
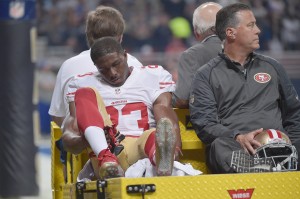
[65,72,98,103]
[65,76,79,103]
[158,65,176,92]
[151,65,176,102]
[48,63,66,117]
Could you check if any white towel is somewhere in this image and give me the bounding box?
[77,158,203,182]
[77,159,95,182]
[125,158,202,177]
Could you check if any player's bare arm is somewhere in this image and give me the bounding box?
[61,102,89,154]
[153,92,182,154]
[51,116,65,127]
[172,94,189,109]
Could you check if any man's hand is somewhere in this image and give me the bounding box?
[235,128,263,155]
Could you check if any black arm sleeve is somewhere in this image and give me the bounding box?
[274,61,300,141]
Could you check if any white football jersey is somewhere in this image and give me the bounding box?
[48,50,142,119]
[66,65,175,136]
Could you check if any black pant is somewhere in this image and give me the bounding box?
[206,137,240,173]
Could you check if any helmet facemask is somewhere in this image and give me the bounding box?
[231,129,298,173]
[255,142,298,171]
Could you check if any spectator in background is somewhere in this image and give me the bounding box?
[152,12,173,52]
[161,0,186,18]
[164,16,191,82]
[280,12,300,50]
[172,2,222,108]
[49,6,142,128]
[36,0,300,54]
[63,6,86,53]
[251,0,272,51]
[268,0,285,39]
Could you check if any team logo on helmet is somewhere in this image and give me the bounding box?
[254,73,271,83]
[265,129,287,144]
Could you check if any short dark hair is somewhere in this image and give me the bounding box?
[90,37,124,63]
[215,3,251,40]
[86,6,125,47]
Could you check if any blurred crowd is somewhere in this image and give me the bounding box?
[37,0,300,54]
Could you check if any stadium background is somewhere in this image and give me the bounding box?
[2,0,299,198]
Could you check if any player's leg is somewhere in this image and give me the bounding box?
[136,118,177,176]
[115,136,142,171]
[75,87,124,179]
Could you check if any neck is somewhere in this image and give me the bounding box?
[127,66,133,77]
[223,42,251,66]
[195,29,215,42]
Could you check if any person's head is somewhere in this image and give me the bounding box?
[91,37,130,87]
[215,3,261,51]
[86,6,125,47]
[193,2,222,41]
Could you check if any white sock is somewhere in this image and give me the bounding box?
[84,126,108,156]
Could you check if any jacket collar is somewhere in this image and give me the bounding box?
[218,52,257,71]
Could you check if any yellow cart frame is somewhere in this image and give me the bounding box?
[51,109,300,199]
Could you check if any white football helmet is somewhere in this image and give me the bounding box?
[231,129,298,173]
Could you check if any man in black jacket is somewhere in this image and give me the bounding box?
[189,3,300,173]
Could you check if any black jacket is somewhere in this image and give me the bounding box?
[189,52,300,144]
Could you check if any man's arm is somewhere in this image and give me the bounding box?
[61,102,88,154]
[276,63,300,136]
[172,94,189,109]
[189,67,239,144]
[51,116,65,127]
[153,92,182,153]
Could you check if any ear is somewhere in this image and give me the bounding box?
[226,27,236,39]
[194,30,201,41]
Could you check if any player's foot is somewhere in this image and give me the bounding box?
[98,149,124,179]
[155,118,176,176]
